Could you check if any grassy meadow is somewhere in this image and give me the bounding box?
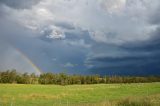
[0,83,160,106]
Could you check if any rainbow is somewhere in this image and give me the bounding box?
[14,48,43,75]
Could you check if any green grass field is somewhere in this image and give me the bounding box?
[0,83,160,106]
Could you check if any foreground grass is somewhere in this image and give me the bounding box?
[0,83,160,106]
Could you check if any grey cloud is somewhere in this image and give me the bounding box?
[122,27,160,52]
[0,42,40,74]
[54,21,75,30]
[149,3,160,25]
[0,0,41,9]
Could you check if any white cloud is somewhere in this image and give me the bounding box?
[64,62,75,68]
[46,29,65,40]
[101,0,126,14]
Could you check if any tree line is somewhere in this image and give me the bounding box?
[0,70,160,85]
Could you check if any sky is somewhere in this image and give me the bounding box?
[0,0,160,76]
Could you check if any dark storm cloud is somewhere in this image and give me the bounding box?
[89,55,159,64]
[89,63,160,76]
[84,0,160,75]
[0,0,41,9]
[88,45,160,76]
[87,26,160,75]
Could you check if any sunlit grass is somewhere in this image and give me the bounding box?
[0,83,160,106]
